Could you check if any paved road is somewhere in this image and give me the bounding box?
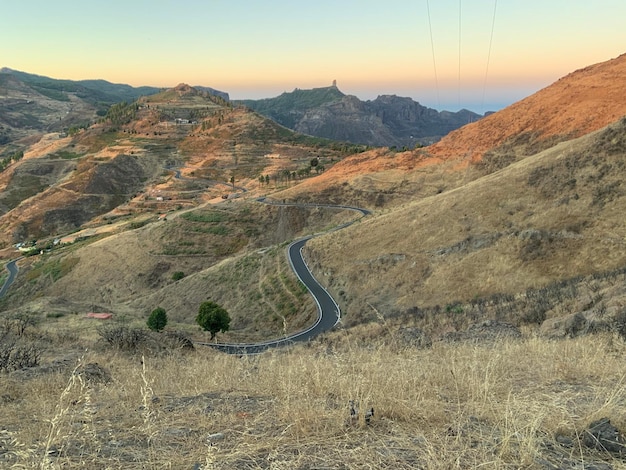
[0,258,20,299]
[196,200,369,354]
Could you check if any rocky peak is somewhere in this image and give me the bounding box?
[173,83,198,95]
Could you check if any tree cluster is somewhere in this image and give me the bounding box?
[0,150,23,172]
[103,102,139,126]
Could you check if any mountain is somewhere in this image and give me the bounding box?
[0,68,158,145]
[0,68,163,106]
[238,86,346,128]
[0,83,361,249]
[277,53,626,209]
[0,69,232,147]
[238,85,482,148]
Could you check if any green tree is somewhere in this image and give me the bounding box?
[196,301,230,340]
[147,307,168,332]
[171,271,185,281]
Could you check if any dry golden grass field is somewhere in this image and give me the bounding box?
[2,321,626,469]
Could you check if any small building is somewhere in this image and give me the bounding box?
[86,313,113,320]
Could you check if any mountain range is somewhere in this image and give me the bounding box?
[1,68,480,151]
[0,68,228,145]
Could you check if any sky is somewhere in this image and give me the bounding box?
[2,0,626,113]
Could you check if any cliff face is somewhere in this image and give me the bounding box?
[365,95,478,144]
[295,96,397,146]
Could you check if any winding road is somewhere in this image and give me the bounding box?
[196,199,370,354]
[0,195,370,355]
[0,258,20,299]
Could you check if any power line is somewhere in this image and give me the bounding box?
[481,0,498,114]
[426,0,440,109]
[427,0,496,113]
[458,0,462,109]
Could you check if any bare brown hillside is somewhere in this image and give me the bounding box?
[429,53,626,162]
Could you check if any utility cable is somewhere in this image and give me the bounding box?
[426,0,440,109]
[481,0,498,114]
[458,0,462,109]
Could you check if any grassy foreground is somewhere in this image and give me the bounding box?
[2,327,626,469]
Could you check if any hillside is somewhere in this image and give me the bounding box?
[270,53,626,214]
[0,68,162,105]
[0,68,171,146]
[305,116,626,325]
[0,84,366,343]
[428,53,626,163]
[0,83,363,249]
[239,85,482,148]
[3,56,626,469]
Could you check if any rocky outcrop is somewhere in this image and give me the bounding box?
[539,310,611,339]
[394,327,432,349]
[295,94,481,147]
[365,95,479,144]
[583,418,626,455]
[295,95,397,146]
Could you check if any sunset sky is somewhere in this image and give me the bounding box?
[2,0,626,112]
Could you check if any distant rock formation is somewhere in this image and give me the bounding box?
[239,87,482,148]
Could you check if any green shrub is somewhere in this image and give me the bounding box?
[147,307,168,332]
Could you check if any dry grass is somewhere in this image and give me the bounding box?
[2,328,626,468]
[304,119,626,322]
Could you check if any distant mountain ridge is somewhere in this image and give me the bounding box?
[0,67,161,105]
[238,85,482,148]
[0,68,230,103]
[0,68,229,146]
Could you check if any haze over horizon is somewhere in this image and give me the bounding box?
[2,0,626,113]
